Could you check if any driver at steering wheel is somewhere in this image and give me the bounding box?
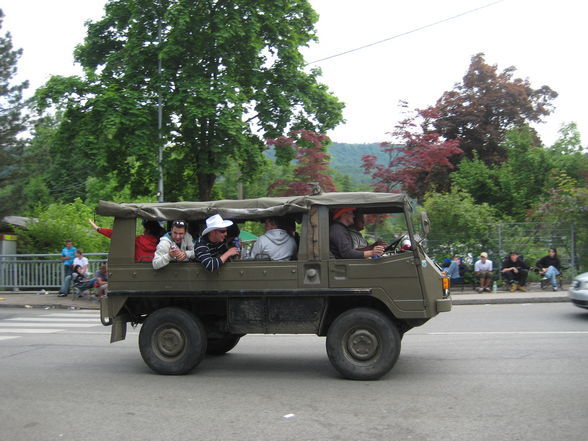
[330,208,385,259]
[349,212,388,252]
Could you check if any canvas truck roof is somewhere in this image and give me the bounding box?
[96,192,409,221]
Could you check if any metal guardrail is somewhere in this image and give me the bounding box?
[0,253,108,291]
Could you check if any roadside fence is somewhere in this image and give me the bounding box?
[425,221,584,283]
[0,253,107,291]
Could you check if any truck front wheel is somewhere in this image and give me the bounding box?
[139,307,207,375]
[326,308,401,380]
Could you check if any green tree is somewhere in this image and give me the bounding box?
[35,0,344,202]
[423,188,499,261]
[330,169,354,192]
[451,126,559,219]
[0,9,29,218]
[530,171,588,271]
[14,199,111,254]
[213,159,285,200]
[545,122,587,183]
[435,53,557,165]
[452,125,587,220]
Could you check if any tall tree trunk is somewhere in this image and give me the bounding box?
[197,172,216,201]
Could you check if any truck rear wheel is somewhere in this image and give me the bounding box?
[326,307,401,380]
[139,307,207,375]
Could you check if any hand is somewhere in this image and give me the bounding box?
[88,218,100,230]
[370,245,384,257]
[227,246,240,258]
[513,268,518,273]
[221,246,240,263]
[169,247,183,259]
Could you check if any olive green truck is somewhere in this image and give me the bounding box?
[97,192,451,380]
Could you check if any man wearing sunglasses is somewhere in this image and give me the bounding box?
[194,214,240,272]
[152,220,195,269]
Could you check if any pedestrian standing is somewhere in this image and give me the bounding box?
[58,240,76,295]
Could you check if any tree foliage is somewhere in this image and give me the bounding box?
[423,188,499,260]
[452,125,586,220]
[268,130,337,196]
[0,9,29,219]
[434,53,557,164]
[361,105,462,201]
[14,199,111,254]
[529,163,588,269]
[213,158,283,200]
[35,0,344,202]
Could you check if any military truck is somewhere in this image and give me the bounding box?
[97,192,451,380]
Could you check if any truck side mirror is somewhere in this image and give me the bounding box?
[420,211,430,237]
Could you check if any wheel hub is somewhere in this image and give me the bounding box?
[155,326,185,357]
[347,329,378,360]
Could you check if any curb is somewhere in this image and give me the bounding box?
[0,302,99,310]
[452,296,570,305]
[0,294,569,309]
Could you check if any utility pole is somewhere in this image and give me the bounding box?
[157,18,164,202]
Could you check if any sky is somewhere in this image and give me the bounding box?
[2,0,587,147]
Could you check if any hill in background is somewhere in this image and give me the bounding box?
[328,142,389,185]
[264,142,393,186]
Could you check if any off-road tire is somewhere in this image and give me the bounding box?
[206,334,242,355]
[139,307,207,375]
[326,307,401,380]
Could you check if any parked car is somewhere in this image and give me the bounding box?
[96,191,452,380]
[569,272,588,309]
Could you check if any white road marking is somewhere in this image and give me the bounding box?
[0,314,103,341]
[7,318,99,323]
[0,329,61,334]
[427,331,588,335]
[0,323,97,328]
[41,313,99,318]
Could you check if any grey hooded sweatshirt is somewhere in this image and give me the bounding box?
[250,229,297,261]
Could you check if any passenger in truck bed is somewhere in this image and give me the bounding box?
[89,218,164,262]
[152,220,195,269]
[194,214,240,272]
[250,217,297,261]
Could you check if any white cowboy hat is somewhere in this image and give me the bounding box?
[201,214,233,236]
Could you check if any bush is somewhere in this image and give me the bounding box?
[15,199,111,254]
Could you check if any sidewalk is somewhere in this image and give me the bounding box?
[0,290,101,310]
[0,286,571,310]
[450,288,569,305]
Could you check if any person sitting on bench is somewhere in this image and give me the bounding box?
[501,252,530,292]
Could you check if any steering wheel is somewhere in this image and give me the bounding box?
[383,235,405,254]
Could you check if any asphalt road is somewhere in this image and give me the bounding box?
[0,303,587,441]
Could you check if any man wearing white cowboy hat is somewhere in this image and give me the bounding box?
[194,214,240,272]
[152,220,195,270]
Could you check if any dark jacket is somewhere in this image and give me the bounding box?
[536,255,561,270]
[194,236,228,272]
[501,256,530,271]
[330,222,364,259]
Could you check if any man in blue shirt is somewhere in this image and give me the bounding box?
[58,240,76,295]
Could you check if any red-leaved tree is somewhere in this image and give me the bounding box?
[267,130,337,196]
[362,105,462,201]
